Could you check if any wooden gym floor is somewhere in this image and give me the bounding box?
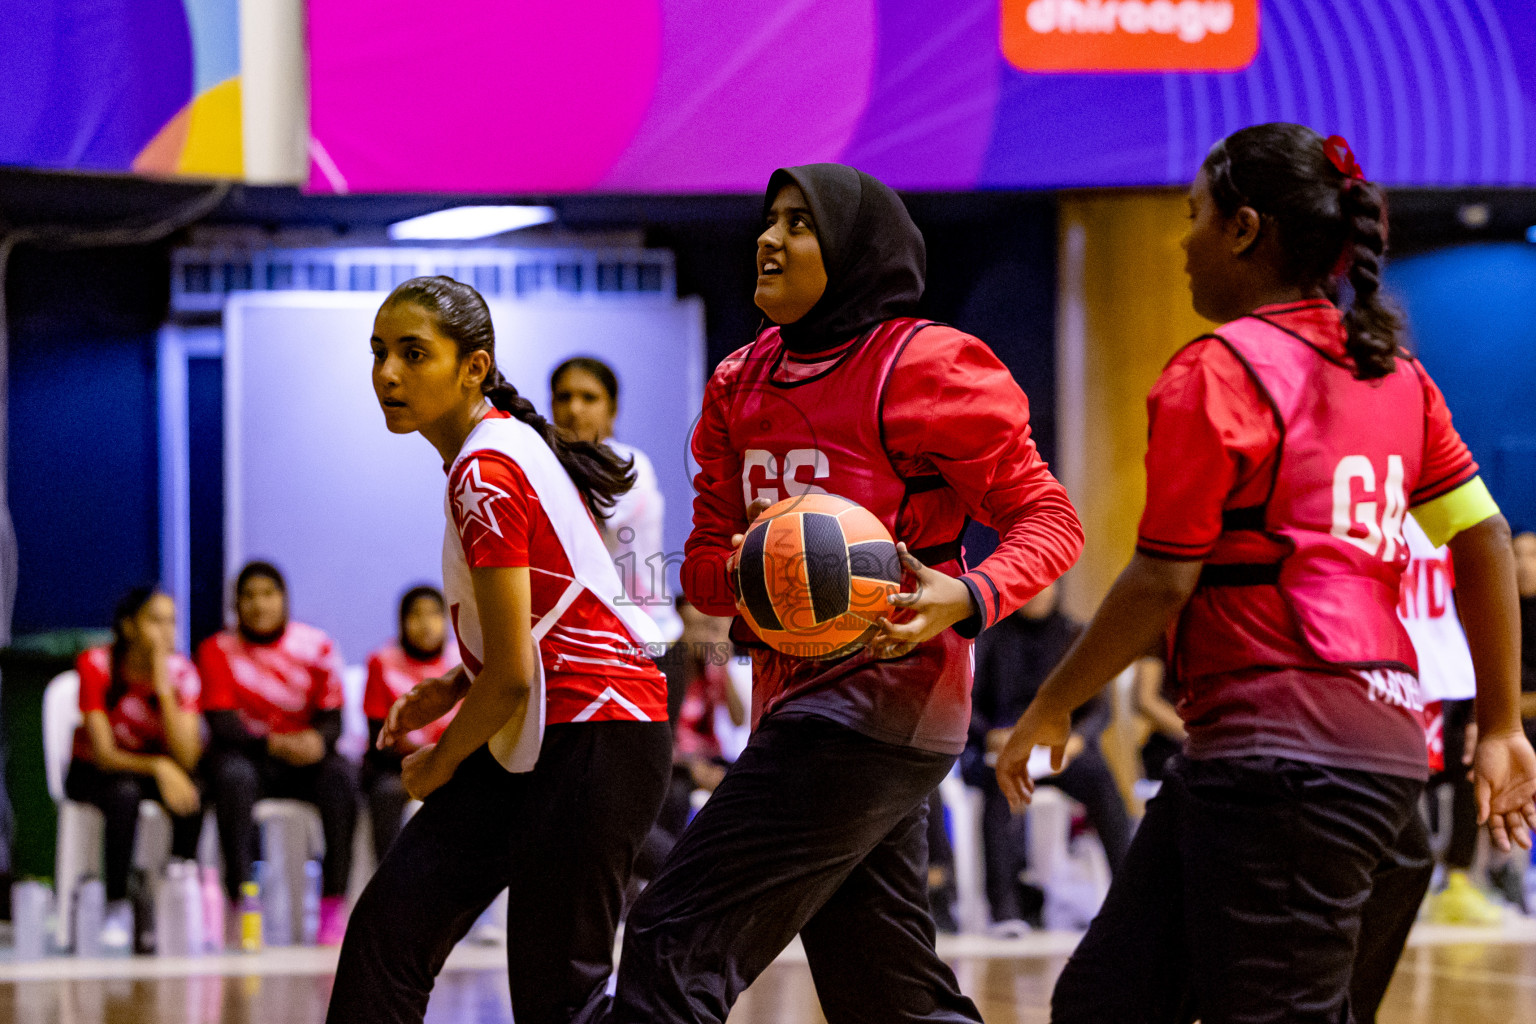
[3,923,1534,1023]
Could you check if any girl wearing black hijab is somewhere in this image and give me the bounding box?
[598,166,1083,1022]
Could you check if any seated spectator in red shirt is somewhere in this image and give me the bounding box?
[962,583,1130,929]
[65,586,203,950]
[198,561,357,945]
[360,586,459,865]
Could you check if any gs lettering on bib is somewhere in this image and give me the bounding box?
[726,319,966,569]
[741,448,831,506]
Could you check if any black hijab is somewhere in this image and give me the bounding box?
[762,163,926,354]
[235,560,288,646]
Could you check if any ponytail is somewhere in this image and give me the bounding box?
[383,276,636,516]
[483,370,636,518]
[1203,123,1406,381]
[1338,179,1405,380]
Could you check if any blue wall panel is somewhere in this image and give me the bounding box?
[9,330,160,632]
[1389,243,1536,531]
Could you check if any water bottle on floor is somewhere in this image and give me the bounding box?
[201,866,226,953]
[12,880,51,959]
[301,860,322,945]
[258,859,293,947]
[178,861,205,956]
[238,880,263,953]
[73,878,105,957]
[156,862,190,956]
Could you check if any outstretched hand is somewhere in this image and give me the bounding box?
[993,701,1075,813]
[868,544,976,660]
[1472,729,1536,852]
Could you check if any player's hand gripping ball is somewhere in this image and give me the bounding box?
[731,494,904,659]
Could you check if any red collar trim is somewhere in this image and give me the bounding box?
[1251,298,1334,315]
[784,337,859,363]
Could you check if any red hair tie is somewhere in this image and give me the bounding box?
[1324,135,1366,181]
[1331,246,1355,280]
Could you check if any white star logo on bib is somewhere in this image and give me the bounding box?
[454,459,511,537]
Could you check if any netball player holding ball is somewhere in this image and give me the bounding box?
[998,124,1536,1023]
[598,164,1083,1024]
[326,277,671,1024]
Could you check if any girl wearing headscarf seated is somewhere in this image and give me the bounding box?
[360,585,459,864]
[600,164,1083,1024]
[198,561,357,945]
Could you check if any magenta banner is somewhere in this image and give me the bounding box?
[305,0,1536,193]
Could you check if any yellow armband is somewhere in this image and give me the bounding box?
[1411,476,1500,548]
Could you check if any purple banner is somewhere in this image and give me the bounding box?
[307,0,1536,191]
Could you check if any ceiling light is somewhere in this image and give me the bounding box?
[1457,203,1490,229]
[388,205,557,241]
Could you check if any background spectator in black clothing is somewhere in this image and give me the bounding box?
[962,583,1131,927]
[1517,532,1536,750]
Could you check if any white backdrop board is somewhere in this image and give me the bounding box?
[223,291,705,662]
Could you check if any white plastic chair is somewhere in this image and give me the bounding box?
[264,665,422,910]
[42,670,177,950]
[1023,786,1111,930]
[938,770,989,933]
[252,665,369,930]
[337,664,369,764]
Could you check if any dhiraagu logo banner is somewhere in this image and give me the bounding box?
[303,0,1536,192]
[1002,0,1261,71]
[3,0,1535,190]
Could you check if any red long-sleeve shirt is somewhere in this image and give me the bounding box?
[683,322,1083,753]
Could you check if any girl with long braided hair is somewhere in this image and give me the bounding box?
[327,277,671,1024]
[997,123,1536,1023]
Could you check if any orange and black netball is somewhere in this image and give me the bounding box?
[733,493,903,659]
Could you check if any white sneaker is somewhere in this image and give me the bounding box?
[101,900,134,952]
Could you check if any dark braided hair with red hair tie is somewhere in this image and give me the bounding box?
[1202,123,1406,380]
